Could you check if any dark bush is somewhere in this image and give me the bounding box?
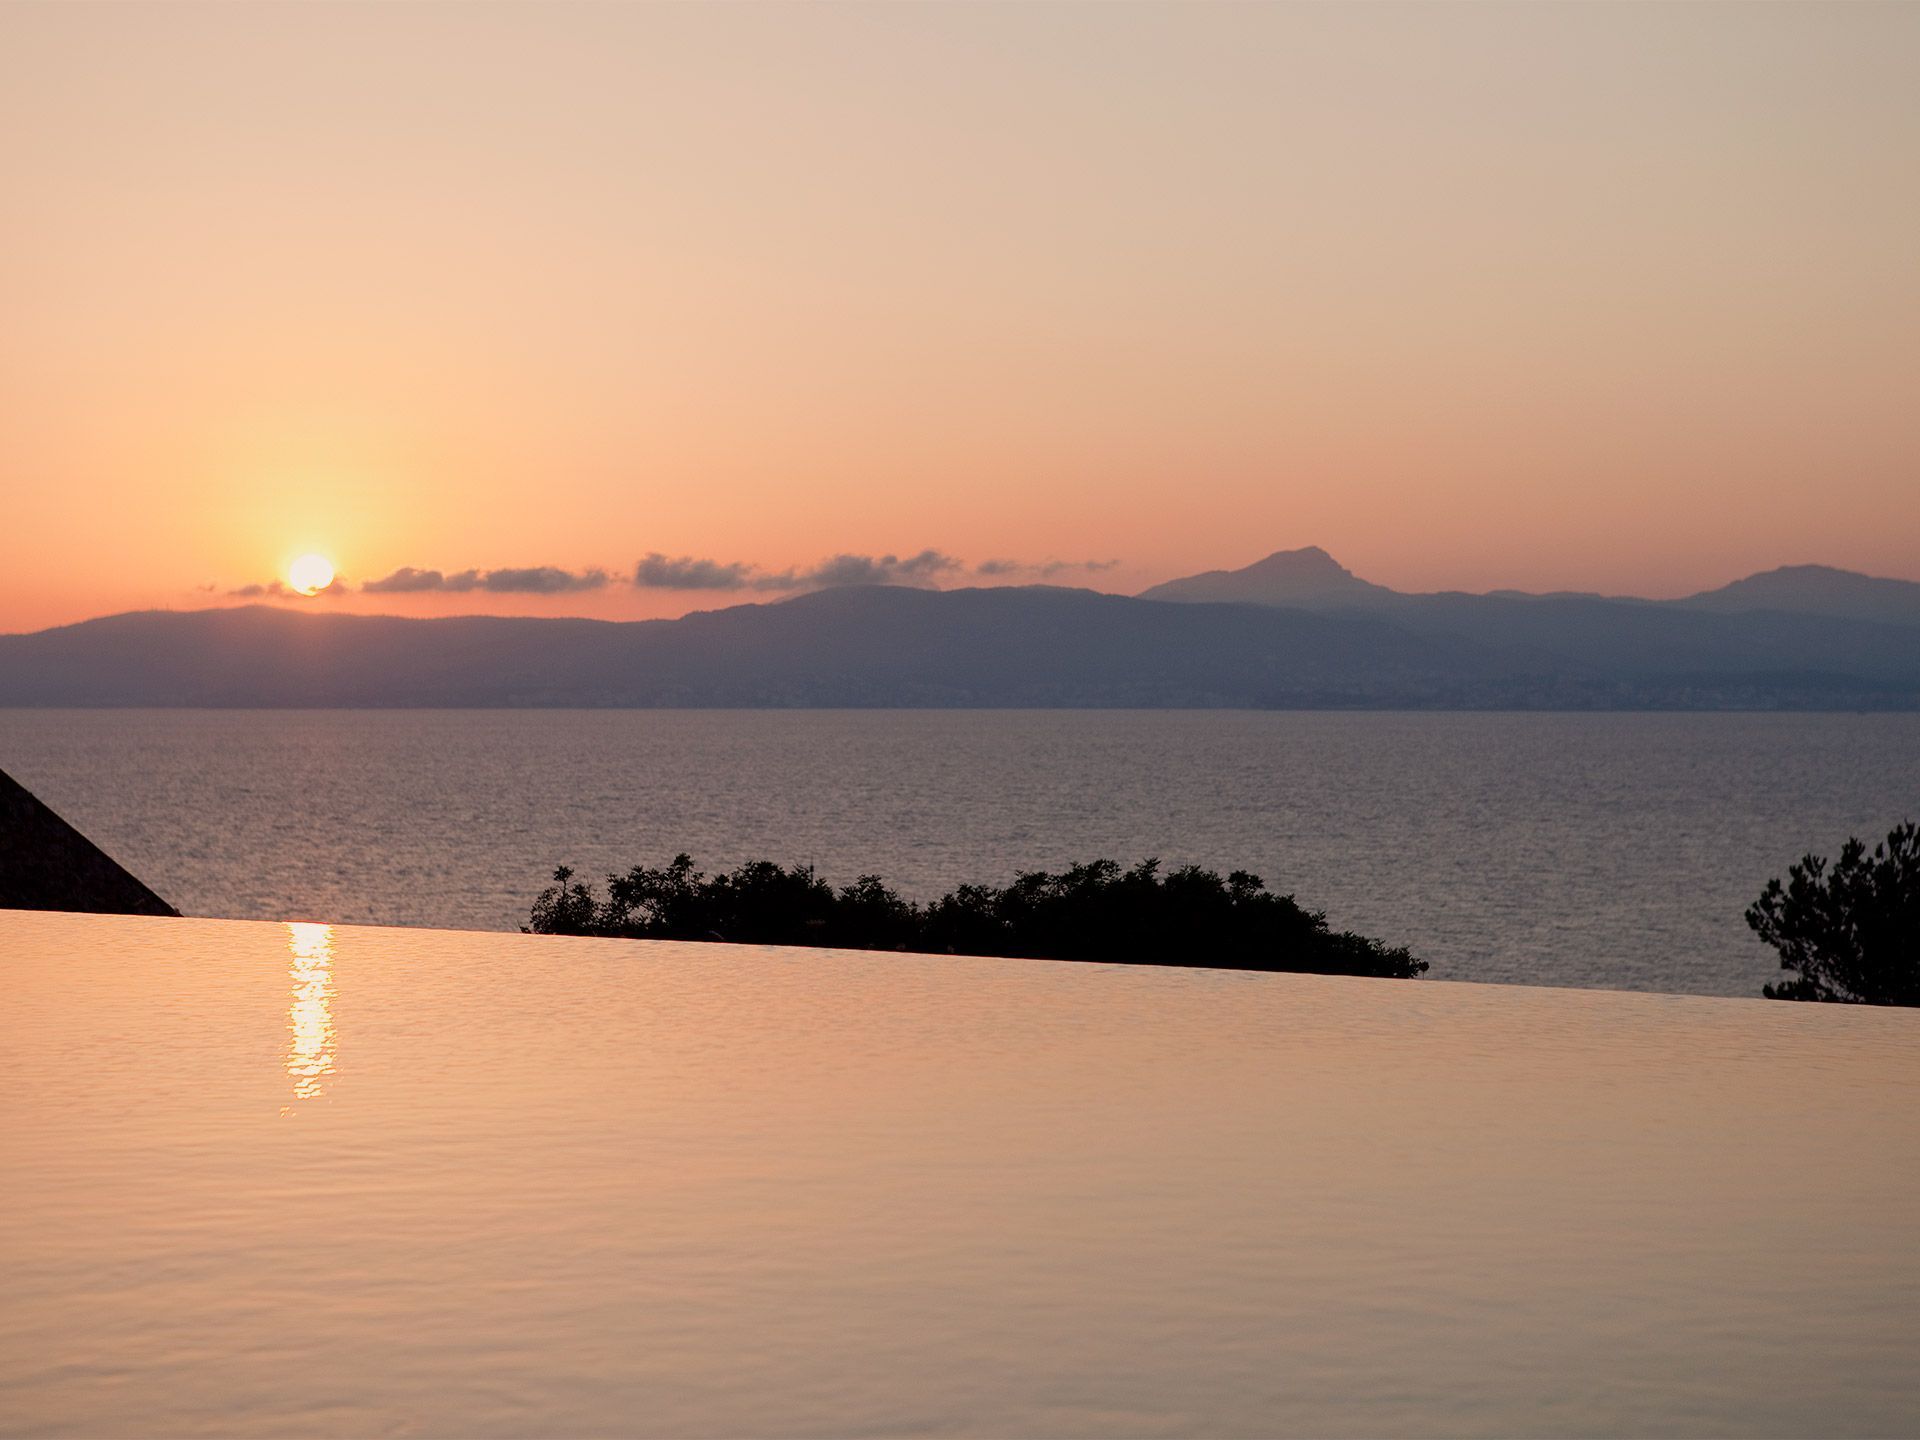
[527,854,1426,979]
[1747,821,1920,1005]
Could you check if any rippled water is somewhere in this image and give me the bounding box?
[2,709,1915,995]
[2,909,1916,1437]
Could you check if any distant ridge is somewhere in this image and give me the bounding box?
[1676,564,1920,627]
[1144,548,1920,629]
[0,768,178,917]
[2,581,1917,709]
[1138,547,1398,609]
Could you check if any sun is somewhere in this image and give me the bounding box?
[288,553,336,596]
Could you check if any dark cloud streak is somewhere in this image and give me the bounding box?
[361,566,455,594]
[361,565,608,594]
[786,550,961,589]
[482,566,609,594]
[633,554,755,590]
[973,557,1118,579]
[629,549,962,593]
[227,579,346,599]
[266,551,1114,601]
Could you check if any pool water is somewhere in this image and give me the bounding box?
[3,909,1916,1437]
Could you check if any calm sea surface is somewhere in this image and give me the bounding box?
[3,909,1916,1437]
[2,709,1915,996]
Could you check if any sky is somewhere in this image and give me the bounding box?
[3,1,1917,631]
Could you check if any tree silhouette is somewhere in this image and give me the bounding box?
[527,854,1427,979]
[1747,821,1920,1005]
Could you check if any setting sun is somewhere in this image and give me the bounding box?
[288,554,335,596]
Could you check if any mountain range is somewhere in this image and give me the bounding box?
[1141,546,1920,626]
[2,550,1916,709]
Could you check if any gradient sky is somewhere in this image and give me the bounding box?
[3,1,1917,631]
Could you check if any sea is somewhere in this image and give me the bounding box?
[2,708,1914,997]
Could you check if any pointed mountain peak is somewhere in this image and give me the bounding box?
[1246,546,1350,575]
[1139,547,1396,609]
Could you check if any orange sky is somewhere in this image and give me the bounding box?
[3,2,1918,632]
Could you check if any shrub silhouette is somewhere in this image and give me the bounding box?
[1747,821,1920,1005]
[528,855,1427,979]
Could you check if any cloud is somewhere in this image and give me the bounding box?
[633,554,755,590]
[227,578,346,599]
[1042,558,1119,577]
[781,550,961,590]
[481,566,609,594]
[361,565,608,594]
[973,557,1119,579]
[900,549,962,578]
[628,549,963,593]
[342,549,1092,600]
[361,566,453,594]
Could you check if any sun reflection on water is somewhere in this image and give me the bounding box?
[284,922,337,1110]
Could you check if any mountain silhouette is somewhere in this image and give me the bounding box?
[3,578,1917,708]
[1138,546,1399,608]
[1675,564,1920,627]
[1144,549,1920,629]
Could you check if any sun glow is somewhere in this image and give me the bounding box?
[288,553,336,596]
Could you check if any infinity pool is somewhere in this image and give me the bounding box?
[3,909,1916,1436]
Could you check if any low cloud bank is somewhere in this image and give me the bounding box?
[226,550,1120,603]
[974,558,1117,578]
[228,579,346,599]
[362,566,609,594]
[778,550,961,589]
[632,554,755,590]
[631,549,962,592]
